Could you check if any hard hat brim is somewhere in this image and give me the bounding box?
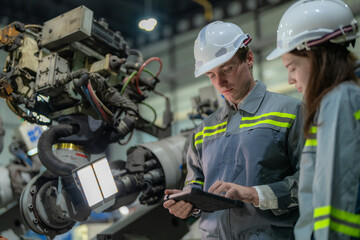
[266,47,293,61]
[195,50,237,78]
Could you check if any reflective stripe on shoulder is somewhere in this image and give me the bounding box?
[305,126,317,147]
[239,112,296,129]
[354,110,360,120]
[194,121,227,147]
[314,205,360,237]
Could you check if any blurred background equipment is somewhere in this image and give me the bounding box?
[188,85,222,125]
[0,118,4,153]
[0,122,44,238]
[0,5,195,240]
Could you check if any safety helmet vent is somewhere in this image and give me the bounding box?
[215,48,227,58]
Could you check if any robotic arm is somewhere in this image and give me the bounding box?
[0,5,188,239]
[18,133,188,239]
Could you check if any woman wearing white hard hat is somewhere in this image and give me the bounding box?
[267,0,360,239]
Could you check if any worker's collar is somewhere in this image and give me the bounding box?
[223,80,266,115]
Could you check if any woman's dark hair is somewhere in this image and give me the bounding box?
[291,43,358,137]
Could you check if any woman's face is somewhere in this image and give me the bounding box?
[281,53,311,95]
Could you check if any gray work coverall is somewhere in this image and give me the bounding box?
[185,81,304,239]
[295,81,360,240]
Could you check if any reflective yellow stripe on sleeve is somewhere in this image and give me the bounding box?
[314,205,331,218]
[305,126,317,146]
[314,205,360,237]
[309,126,317,134]
[354,110,360,120]
[305,139,317,146]
[185,180,204,186]
[194,121,227,147]
[194,121,227,139]
[314,218,330,230]
[194,138,203,147]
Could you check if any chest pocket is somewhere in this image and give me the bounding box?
[238,111,295,170]
[233,127,289,186]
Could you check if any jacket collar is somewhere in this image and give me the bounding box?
[239,80,266,115]
[220,80,266,117]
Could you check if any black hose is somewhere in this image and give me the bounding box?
[38,124,79,176]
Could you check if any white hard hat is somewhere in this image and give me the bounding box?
[267,0,359,60]
[194,21,252,78]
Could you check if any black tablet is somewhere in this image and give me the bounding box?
[165,187,243,212]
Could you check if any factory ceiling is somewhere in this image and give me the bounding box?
[0,0,292,48]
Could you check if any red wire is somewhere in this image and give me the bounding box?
[135,57,163,95]
[87,81,111,124]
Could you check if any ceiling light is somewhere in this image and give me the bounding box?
[139,18,158,31]
[139,0,157,32]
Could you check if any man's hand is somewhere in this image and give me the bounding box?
[163,189,194,219]
[208,181,259,206]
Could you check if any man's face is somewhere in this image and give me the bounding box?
[281,52,311,95]
[205,51,255,106]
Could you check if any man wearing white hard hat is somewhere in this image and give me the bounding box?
[267,0,360,239]
[164,21,305,239]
